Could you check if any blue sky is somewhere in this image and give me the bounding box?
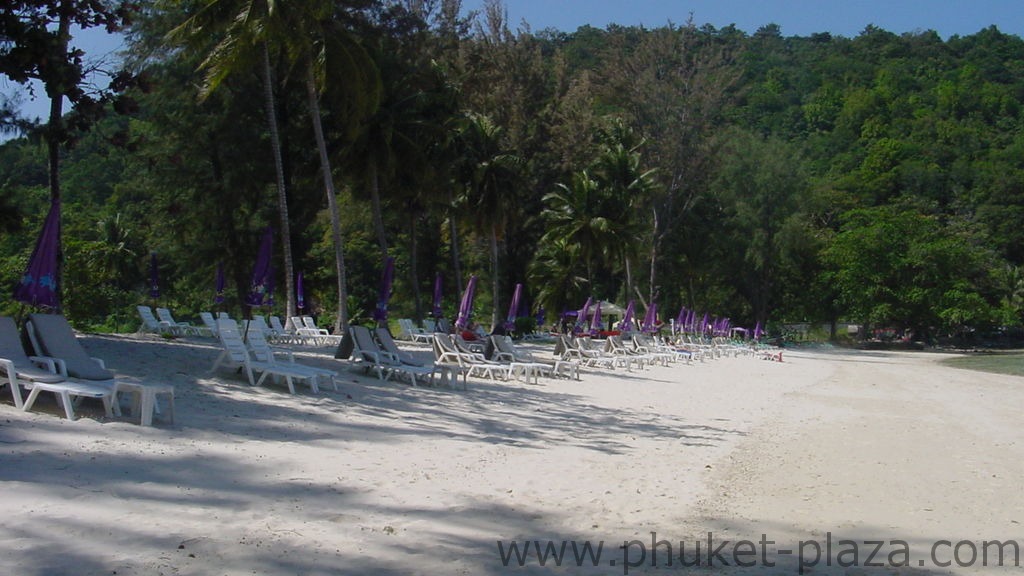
[4,1,1023,127]
[463,0,1023,38]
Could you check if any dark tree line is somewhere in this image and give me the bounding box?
[3,0,1024,342]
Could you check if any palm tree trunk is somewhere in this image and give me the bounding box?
[490,225,500,331]
[368,158,388,257]
[448,190,463,293]
[409,214,422,321]
[261,42,296,320]
[649,207,658,305]
[623,257,633,304]
[305,61,349,332]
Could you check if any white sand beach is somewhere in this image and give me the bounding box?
[1,335,1022,575]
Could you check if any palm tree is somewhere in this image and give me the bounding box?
[528,237,587,322]
[591,126,658,303]
[541,170,611,290]
[458,113,523,330]
[295,8,381,331]
[167,0,298,319]
[170,0,380,331]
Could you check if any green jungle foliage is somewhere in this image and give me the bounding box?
[3,1,1024,342]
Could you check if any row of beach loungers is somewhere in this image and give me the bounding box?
[2,307,779,425]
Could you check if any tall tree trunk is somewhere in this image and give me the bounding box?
[261,42,296,320]
[305,62,349,333]
[45,5,71,311]
[623,257,633,304]
[649,207,658,306]
[409,214,422,322]
[448,190,463,293]
[368,158,388,257]
[489,225,500,331]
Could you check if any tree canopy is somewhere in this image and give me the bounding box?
[3,1,1024,343]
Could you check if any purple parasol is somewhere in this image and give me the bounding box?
[619,300,636,332]
[576,297,592,333]
[590,300,603,335]
[296,271,305,311]
[675,306,687,329]
[642,302,658,333]
[372,256,395,322]
[505,282,523,331]
[246,227,274,307]
[754,321,763,340]
[455,274,477,330]
[432,272,444,319]
[13,198,61,309]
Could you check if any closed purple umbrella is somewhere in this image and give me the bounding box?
[700,312,710,335]
[619,299,636,331]
[296,271,305,311]
[246,227,274,307]
[576,297,592,333]
[214,263,225,305]
[149,252,160,299]
[505,282,523,331]
[590,300,603,335]
[432,272,444,319]
[13,198,61,309]
[754,321,763,340]
[455,274,477,330]
[642,302,658,333]
[373,256,395,323]
[675,306,687,331]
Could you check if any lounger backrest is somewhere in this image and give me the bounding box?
[216,318,251,364]
[155,307,175,324]
[248,316,272,337]
[0,316,33,366]
[434,333,458,354]
[138,305,161,328]
[200,312,218,334]
[349,325,378,357]
[374,327,423,367]
[27,314,115,381]
[374,327,400,354]
[245,325,274,362]
[493,335,518,357]
[269,316,287,333]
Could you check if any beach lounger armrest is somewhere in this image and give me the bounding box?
[27,356,59,373]
[32,355,68,377]
[0,359,26,408]
[359,350,386,364]
[0,358,14,379]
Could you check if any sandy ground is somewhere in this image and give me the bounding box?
[0,333,1021,575]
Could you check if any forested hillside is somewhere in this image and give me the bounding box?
[3,0,1023,342]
